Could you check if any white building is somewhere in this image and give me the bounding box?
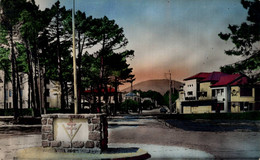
[0,70,29,109]
[0,70,69,109]
[183,72,211,100]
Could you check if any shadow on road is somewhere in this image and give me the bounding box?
[165,119,260,132]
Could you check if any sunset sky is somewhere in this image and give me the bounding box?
[35,0,248,88]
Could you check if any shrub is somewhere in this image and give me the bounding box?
[121,99,139,113]
[142,100,153,110]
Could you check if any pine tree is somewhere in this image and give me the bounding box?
[219,0,260,81]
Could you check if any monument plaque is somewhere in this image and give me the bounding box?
[54,118,88,142]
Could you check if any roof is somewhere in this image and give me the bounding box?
[201,72,229,82]
[231,76,249,86]
[210,74,242,87]
[84,88,116,93]
[125,92,137,97]
[184,72,211,81]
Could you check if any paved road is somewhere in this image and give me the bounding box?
[0,114,260,159]
[108,115,260,159]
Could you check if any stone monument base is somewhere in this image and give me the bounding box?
[41,114,108,153]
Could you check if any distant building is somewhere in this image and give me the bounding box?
[83,87,118,105]
[0,70,72,109]
[0,70,29,109]
[123,92,141,103]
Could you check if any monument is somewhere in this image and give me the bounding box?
[41,0,108,154]
[41,114,108,153]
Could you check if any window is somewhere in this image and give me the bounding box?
[9,90,12,97]
[213,89,224,97]
[187,91,193,96]
[240,87,252,97]
[221,89,224,96]
[201,92,207,97]
[212,90,215,97]
[199,92,207,97]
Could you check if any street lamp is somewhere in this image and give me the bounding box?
[72,0,78,114]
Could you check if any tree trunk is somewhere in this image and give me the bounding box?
[104,84,109,115]
[24,40,36,117]
[97,84,102,113]
[34,51,40,116]
[56,13,66,111]
[10,28,19,120]
[43,76,49,114]
[16,71,23,116]
[65,81,69,109]
[28,74,31,109]
[3,72,7,112]
[113,78,119,116]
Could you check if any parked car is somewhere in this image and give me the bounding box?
[160,107,167,113]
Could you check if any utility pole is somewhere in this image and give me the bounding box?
[127,78,136,92]
[169,71,172,114]
[165,71,172,114]
[72,0,78,114]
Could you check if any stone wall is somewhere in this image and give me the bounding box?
[41,114,108,153]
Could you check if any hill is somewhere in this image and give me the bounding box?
[121,79,183,95]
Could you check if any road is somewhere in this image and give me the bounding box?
[0,113,260,159]
[108,115,260,159]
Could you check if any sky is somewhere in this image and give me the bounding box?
[35,0,248,88]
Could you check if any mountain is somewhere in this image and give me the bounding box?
[121,79,183,95]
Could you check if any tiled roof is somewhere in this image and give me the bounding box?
[201,72,229,82]
[84,88,116,93]
[210,74,242,87]
[184,72,211,81]
[231,76,249,86]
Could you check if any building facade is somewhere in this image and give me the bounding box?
[177,71,259,114]
[0,70,29,109]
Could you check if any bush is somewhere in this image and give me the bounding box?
[142,100,153,110]
[0,108,33,116]
[120,99,139,113]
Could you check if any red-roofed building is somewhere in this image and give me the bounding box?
[201,72,230,83]
[229,76,257,112]
[84,88,116,94]
[209,74,243,113]
[184,72,211,81]
[211,74,241,87]
[199,72,231,102]
[183,72,211,101]
[176,71,259,114]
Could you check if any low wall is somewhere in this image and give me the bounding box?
[41,114,108,153]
